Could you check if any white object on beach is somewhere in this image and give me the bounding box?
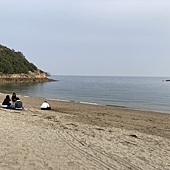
[1,105,8,108]
[40,101,50,109]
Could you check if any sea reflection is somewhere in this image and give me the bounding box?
[0,82,47,98]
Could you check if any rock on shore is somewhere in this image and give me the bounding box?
[0,70,56,83]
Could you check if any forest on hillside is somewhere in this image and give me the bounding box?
[0,45,37,74]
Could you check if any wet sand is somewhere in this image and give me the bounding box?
[0,93,170,169]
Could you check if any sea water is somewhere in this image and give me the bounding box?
[0,75,170,113]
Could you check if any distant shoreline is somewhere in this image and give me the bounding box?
[0,77,56,83]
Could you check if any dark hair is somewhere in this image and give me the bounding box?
[6,95,10,100]
[12,93,17,102]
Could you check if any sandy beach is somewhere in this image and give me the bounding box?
[0,93,169,170]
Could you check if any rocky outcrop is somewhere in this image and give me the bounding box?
[0,70,56,83]
[0,44,56,83]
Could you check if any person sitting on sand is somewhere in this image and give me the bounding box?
[11,92,17,103]
[14,97,24,110]
[1,95,14,109]
[40,101,51,110]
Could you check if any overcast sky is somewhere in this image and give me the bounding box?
[0,0,170,76]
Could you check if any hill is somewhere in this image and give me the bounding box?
[0,44,54,82]
[0,44,38,74]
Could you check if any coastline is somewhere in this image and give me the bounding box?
[1,92,170,138]
[0,93,169,169]
[0,77,56,83]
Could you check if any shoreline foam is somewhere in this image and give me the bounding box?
[1,92,170,114]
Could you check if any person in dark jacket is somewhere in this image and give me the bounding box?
[14,97,24,110]
[11,92,17,103]
[2,95,13,109]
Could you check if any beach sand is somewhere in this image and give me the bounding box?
[0,93,169,170]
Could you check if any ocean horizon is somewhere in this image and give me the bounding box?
[0,75,170,113]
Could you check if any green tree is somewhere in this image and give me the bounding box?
[0,44,39,74]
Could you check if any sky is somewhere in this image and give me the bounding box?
[0,0,170,77]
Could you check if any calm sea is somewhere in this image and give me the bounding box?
[0,75,170,113]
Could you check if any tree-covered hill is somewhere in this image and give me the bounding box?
[0,44,37,74]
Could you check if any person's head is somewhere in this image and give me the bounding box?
[12,93,16,96]
[16,97,20,100]
[6,95,10,100]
